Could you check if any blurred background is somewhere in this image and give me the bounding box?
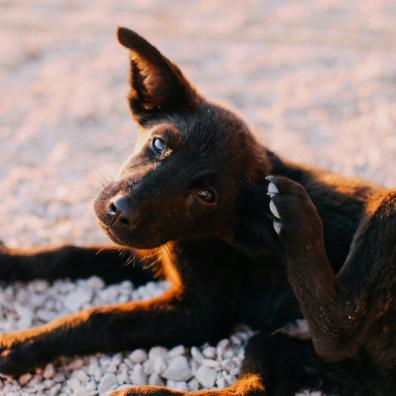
[1,0,396,247]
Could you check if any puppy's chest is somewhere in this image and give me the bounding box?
[238,258,301,329]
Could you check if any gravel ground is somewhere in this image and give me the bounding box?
[1,0,396,395]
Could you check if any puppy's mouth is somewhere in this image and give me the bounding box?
[100,223,134,247]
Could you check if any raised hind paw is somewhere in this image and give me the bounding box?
[266,175,324,254]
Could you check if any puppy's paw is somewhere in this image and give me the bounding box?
[0,333,50,376]
[265,175,323,252]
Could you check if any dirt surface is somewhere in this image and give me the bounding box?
[1,0,396,394]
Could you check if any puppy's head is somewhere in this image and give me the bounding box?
[95,28,275,254]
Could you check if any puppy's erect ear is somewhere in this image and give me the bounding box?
[117,27,202,126]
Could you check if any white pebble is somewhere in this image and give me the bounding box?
[131,364,147,385]
[64,288,92,311]
[69,359,85,370]
[67,377,81,390]
[217,339,230,349]
[223,350,234,359]
[202,346,216,359]
[43,364,55,379]
[231,335,241,346]
[93,367,102,382]
[168,345,186,357]
[190,359,199,375]
[117,369,129,384]
[53,373,66,383]
[224,374,236,386]
[148,346,168,360]
[86,381,97,391]
[143,359,155,375]
[19,373,32,386]
[190,347,204,363]
[196,366,217,388]
[188,378,199,391]
[36,309,56,322]
[86,276,105,290]
[162,356,192,381]
[98,373,117,394]
[73,388,90,396]
[222,359,237,371]
[129,349,147,363]
[230,367,240,376]
[15,304,33,329]
[74,370,89,384]
[48,383,61,395]
[173,381,188,391]
[153,357,166,374]
[202,359,220,369]
[148,373,164,386]
[29,293,46,307]
[216,377,227,389]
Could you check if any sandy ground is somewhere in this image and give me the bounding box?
[1,0,396,395]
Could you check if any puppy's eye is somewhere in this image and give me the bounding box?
[152,137,166,153]
[196,189,216,204]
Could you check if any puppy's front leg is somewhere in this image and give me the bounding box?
[0,245,158,284]
[0,289,210,376]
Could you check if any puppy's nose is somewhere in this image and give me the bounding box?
[107,195,139,228]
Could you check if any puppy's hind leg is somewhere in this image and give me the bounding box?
[267,176,396,365]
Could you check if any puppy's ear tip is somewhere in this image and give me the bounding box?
[116,26,139,48]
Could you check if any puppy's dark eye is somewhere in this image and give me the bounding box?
[152,137,166,153]
[196,189,216,204]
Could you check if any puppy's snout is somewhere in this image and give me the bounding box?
[107,194,140,228]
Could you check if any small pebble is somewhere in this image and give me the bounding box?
[168,345,186,357]
[202,346,217,359]
[191,347,204,363]
[73,388,90,396]
[98,373,117,393]
[129,349,148,363]
[43,364,55,379]
[202,359,220,369]
[67,377,81,391]
[149,346,168,360]
[131,364,147,385]
[75,370,89,383]
[196,366,217,388]
[162,356,192,381]
[216,377,227,389]
[143,359,155,375]
[64,289,92,311]
[149,373,164,386]
[69,358,84,370]
[188,378,199,391]
[19,373,32,386]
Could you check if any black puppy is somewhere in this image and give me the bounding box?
[0,28,395,396]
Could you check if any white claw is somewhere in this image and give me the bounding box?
[269,200,280,219]
[267,182,279,197]
[273,221,282,235]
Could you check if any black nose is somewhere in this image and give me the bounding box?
[107,195,139,228]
